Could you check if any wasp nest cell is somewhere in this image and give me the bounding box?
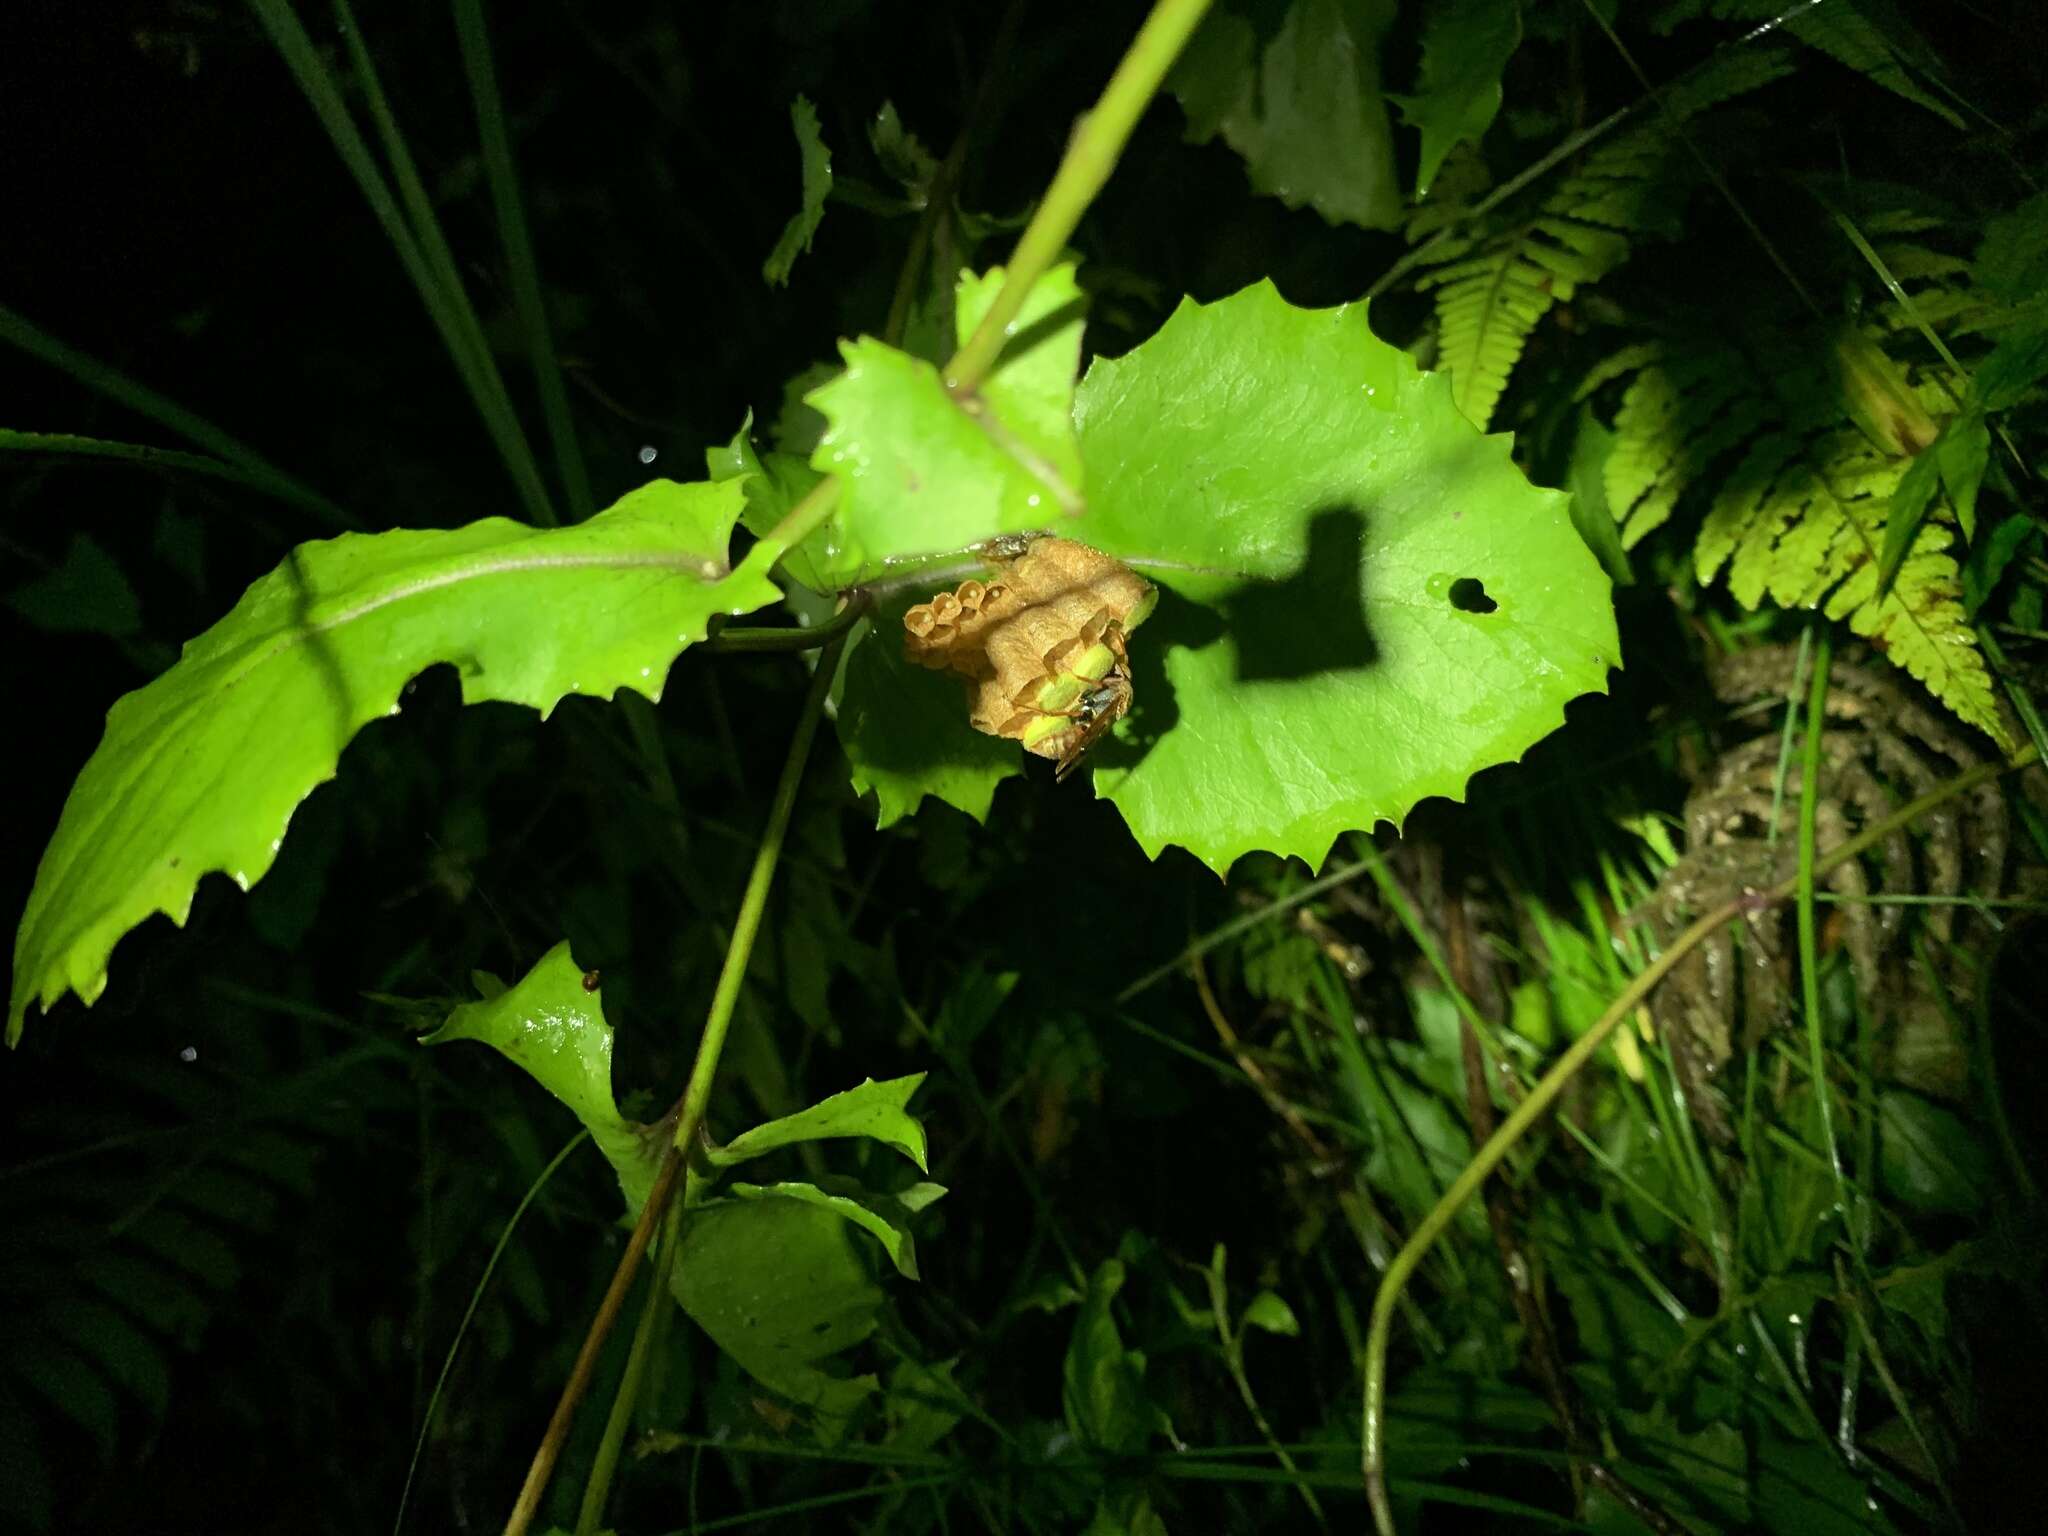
[903,535,1156,779]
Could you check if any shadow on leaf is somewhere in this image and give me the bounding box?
[1220,505,1377,683]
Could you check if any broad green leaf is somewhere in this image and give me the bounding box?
[1391,0,1520,199]
[1933,410,1989,540]
[1878,1090,1991,1215]
[762,95,831,287]
[10,479,778,1042]
[422,942,662,1216]
[669,1194,884,1419]
[1062,1259,1158,1457]
[1876,435,1942,601]
[8,534,142,638]
[1240,1290,1300,1337]
[1881,407,1990,597]
[1170,0,1402,232]
[707,1073,929,1172]
[837,596,1020,825]
[1756,1432,1903,1536]
[800,264,1085,585]
[1070,281,1618,872]
[728,1179,944,1281]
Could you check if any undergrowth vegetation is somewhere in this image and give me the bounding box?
[3,2,2045,1533]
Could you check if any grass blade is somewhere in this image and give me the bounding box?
[247,0,555,525]
[0,304,356,529]
[453,0,593,521]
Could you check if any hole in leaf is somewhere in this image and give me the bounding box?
[1447,577,1497,614]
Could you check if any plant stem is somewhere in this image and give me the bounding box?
[502,627,853,1536]
[882,0,1030,349]
[573,1201,679,1536]
[1795,630,1848,1203]
[755,0,1213,576]
[944,0,1213,396]
[1360,740,2041,1536]
[705,593,869,652]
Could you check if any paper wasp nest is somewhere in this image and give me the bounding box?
[903,535,1155,778]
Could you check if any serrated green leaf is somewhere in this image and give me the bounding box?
[708,1073,928,1172]
[1391,0,1519,199]
[1171,0,1402,232]
[869,101,937,193]
[1067,282,1617,872]
[10,480,779,1042]
[669,1194,883,1419]
[837,598,1021,825]
[763,95,831,287]
[728,1179,942,1280]
[423,942,664,1216]
[7,534,142,638]
[801,264,1085,585]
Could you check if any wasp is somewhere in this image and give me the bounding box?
[1047,644,1135,783]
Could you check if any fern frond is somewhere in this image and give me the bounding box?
[1655,0,1962,128]
[0,1057,381,1531]
[1699,430,2005,745]
[1412,48,1793,428]
[1590,318,2007,748]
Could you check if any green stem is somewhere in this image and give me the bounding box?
[944,0,1213,396]
[574,1201,680,1536]
[502,628,852,1536]
[705,593,870,652]
[1795,629,1848,1203]
[755,0,1212,576]
[669,633,848,1151]
[1360,741,2040,1536]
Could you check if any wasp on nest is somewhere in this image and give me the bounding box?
[903,534,1156,781]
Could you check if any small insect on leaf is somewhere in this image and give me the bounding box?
[903,536,1154,780]
[581,970,602,992]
